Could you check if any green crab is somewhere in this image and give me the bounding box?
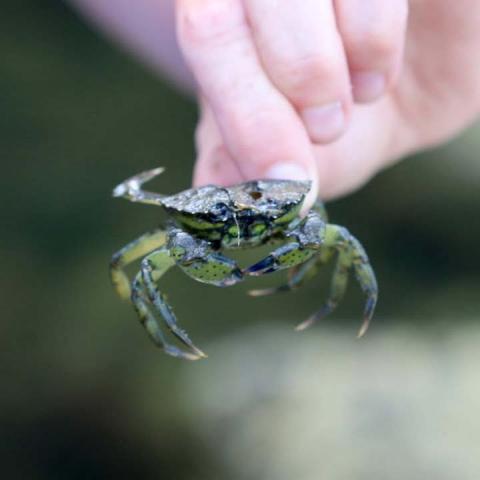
[110,167,378,360]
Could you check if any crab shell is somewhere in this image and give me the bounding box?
[110,168,378,361]
[160,179,312,220]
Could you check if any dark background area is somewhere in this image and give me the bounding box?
[2,1,479,479]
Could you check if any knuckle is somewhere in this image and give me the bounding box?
[364,29,399,58]
[177,0,245,45]
[274,54,341,96]
[228,108,295,161]
[227,110,269,154]
[345,26,401,66]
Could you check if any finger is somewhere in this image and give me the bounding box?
[334,0,408,103]
[314,98,413,200]
[176,0,318,208]
[194,98,318,214]
[243,0,352,144]
[193,98,242,187]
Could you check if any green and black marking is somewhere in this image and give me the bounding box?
[110,168,378,360]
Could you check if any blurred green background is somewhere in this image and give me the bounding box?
[2,2,479,479]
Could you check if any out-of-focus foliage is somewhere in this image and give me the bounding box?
[1,1,479,479]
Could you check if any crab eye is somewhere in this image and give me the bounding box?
[212,203,229,218]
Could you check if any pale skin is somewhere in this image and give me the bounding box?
[71,0,480,211]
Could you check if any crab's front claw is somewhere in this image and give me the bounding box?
[246,243,315,277]
[245,255,277,276]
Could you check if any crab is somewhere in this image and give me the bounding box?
[110,167,378,360]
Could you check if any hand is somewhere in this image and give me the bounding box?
[178,0,480,208]
[72,0,480,208]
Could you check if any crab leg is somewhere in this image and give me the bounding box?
[247,248,334,297]
[113,167,167,206]
[245,209,325,277]
[131,271,202,361]
[296,225,378,336]
[178,252,243,287]
[110,229,167,300]
[294,248,350,331]
[245,213,377,336]
[246,242,317,276]
[139,248,207,359]
[168,229,244,288]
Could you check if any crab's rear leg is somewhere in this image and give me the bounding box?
[110,229,167,300]
[294,248,349,331]
[139,248,207,359]
[297,225,378,336]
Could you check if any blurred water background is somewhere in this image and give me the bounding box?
[1,2,479,479]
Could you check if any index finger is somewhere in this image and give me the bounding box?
[176,0,318,202]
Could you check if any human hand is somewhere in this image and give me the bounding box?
[177,0,480,208]
[72,0,480,209]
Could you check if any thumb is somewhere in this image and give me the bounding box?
[193,98,319,213]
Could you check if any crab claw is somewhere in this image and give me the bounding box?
[113,167,167,206]
[113,167,165,198]
[245,256,277,276]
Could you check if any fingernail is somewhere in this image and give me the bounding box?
[351,72,386,103]
[301,101,345,143]
[265,163,317,216]
[264,163,310,181]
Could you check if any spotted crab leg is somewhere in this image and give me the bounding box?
[245,213,378,337]
[247,248,333,297]
[110,229,167,300]
[113,167,167,206]
[297,224,378,337]
[138,249,207,360]
[131,272,203,361]
[247,200,330,297]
